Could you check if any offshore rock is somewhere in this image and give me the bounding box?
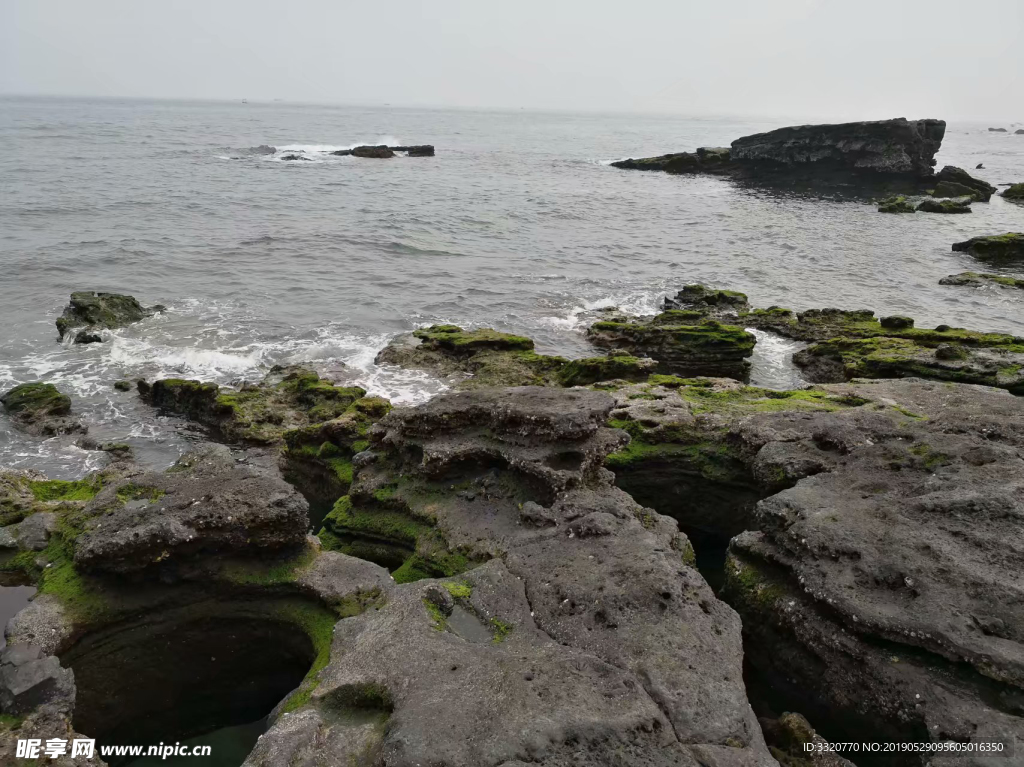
[1002,183,1024,200]
[729,118,945,176]
[1,382,85,437]
[291,386,776,765]
[951,232,1024,263]
[915,197,972,214]
[55,291,163,340]
[933,165,996,201]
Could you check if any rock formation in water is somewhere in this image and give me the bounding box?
[952,232,1024,263]
[1002,183,1024,199]
[328,144,435,158]
[612,118,953,193]
[55,292,164,344]
[0,382,85,437]
[940,272,1024,290]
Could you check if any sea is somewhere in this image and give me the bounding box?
[2,95,1023,479]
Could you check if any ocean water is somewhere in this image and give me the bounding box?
[1,96,1023,477]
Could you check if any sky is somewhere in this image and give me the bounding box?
[2,0,1022,121]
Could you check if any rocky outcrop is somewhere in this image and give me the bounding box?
[72,445,309,576]
[989,127,1007,132]
[587,313,756,380]
[613,119,948,194]
[55,292,163,342]
[952,232,1024,263]
[729,118,945,176]
[297,385,776,765]
[138,365,368,444]
[932,165,996,201]
[717,379,1024,760]
[1002,183,1024,199]
[940,272,1024,290]
[375,325,567,388]
[329,145,434,158]
[1,382,84,436]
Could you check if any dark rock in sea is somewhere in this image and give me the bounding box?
[1017,129,1024,135]
[877,195,915,213]
[951,232,1024,262]
[717,379,1024,758]
[113,380,132,392]
[940,271,1024,290]
[1,382,85,437]
[730,118,945,176]
[989,127,1008,132]
[1002,182,1024,200]
[663,283,750,315]
[251,145,276,155]
[73,330,103,344]
[977,162,985,168]
[72,444,309,576]
[55,291,162,341]
[614,118,948,195]
[391,144,435,156]
[375,325,567,389]
[933,165,996,200]
[587,312,756,380]
[916,197,972,213]
[350,145,395,158]
[280,154,312,161]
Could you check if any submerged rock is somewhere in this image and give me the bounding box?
[391,144,435,156]
[916,197,972,213]
[0,382,84,437]
[877,195,916,213]
[55,291,162,341]
[952,232,1024,262]
[940,271,1024,290]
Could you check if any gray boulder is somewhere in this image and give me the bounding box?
[55,291,163,341]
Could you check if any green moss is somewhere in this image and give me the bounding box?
[414,325,535,354]
[1000,184,1024,200]
[909,443,951,471]
[29,477,103,503]
[442,580,472,600]
[323,495,428,546]
[558,355,652,387]
[220,546,317,586]
[275,600,339,713]
[724,557,785,610]
[490,617,513,643]
[36,554,113,622]
[392,549,471,584]
[423,597,447,630]
[114,484,165,504]
[0,382,72,418]
[877,195,916,213]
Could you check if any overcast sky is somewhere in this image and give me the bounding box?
[2,0,1021,121]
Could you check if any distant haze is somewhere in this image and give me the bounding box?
[3,0,1021,121]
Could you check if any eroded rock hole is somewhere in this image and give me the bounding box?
[64,614,316,766]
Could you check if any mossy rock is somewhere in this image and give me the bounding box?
[932,181,985,200]
[55,291,161,339]
[1,382,71,420]
[140,366,368,444]
[939,272,1024,290]
[557,355,656,387]
[951,233,1024,262]
[1002,183,1024,200]
[413,325,534,355]
[916,198,971,214]
[877,195,915,213]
